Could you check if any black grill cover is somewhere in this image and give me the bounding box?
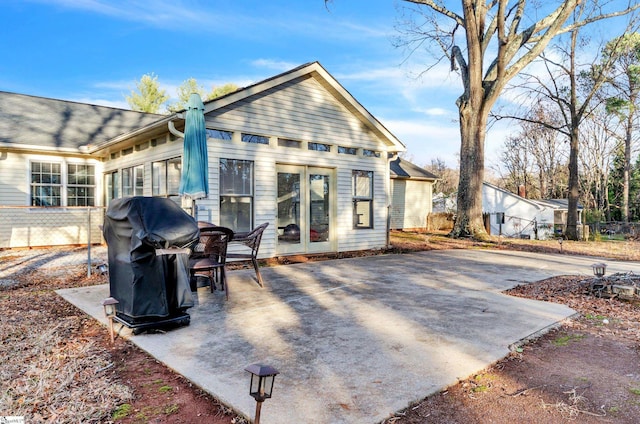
[103,197,200,319]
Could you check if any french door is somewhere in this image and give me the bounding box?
[276,165,334,254]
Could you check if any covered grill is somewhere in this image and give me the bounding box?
[102,197,200,333]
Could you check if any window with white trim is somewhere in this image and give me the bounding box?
[220,159,253,232]
[31,161,95,207]
[122,165,144,197]
[67,164,95,206]
[104,171,120,205]
[352,170,373,229]
[152,157,181,196]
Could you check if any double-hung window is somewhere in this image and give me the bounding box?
[31,162,62,206]
[352,170,373,229]
[220,159,253,232]
[31,161,95,207]
[67,164,95,206]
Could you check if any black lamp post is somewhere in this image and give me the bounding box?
[245,363,279,424]
[101,297,119,344]
[592,263,607,278]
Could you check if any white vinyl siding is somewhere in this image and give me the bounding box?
[390,179,433,230]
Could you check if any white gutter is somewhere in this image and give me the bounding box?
[168,120,185,138]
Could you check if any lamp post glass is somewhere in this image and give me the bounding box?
[245,364,279,401]
[592,263,607,278]
[101,297,119,317]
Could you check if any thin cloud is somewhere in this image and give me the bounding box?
[251,59,302,72]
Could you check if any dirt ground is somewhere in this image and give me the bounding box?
[1,232,639,423]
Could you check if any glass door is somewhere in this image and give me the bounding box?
[307,168,332,253]
[277,165,304,254]
[276,165,334,254]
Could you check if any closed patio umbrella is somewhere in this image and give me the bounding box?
[179,93,209,203]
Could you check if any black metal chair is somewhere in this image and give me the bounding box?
[189,226,233,299]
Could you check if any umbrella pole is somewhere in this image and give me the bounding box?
[192,199,197,219]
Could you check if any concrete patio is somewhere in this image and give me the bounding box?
[57,249,640,423]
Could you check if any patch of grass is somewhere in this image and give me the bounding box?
[552,333,585,347]
[164,404,180,415]
[585,313,607,321]
[112,403,132,420]
[629,387,640,396]
[158,385,173,393]
[472,385,489,393]
[608,406,620,414]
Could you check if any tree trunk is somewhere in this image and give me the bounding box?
[623,114,632,223]
[451,101,488,240]
[566,122,580,240]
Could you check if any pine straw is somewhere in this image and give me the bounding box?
[507,275,640,343]
[0,267,132,423]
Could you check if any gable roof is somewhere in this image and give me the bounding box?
[191,61,406,152]
[483,182,580,210]
[390,157,438,180]
[482,181,544,210]
[0,91,164,153]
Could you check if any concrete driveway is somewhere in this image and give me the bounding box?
[58,249,640,423]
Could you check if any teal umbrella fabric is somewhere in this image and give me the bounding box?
[179,93,209,199]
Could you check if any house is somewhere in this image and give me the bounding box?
[389,157,438,230]
[0,62,406,256]
[481,182,582,239]
[0,91,162,248]
[432,182,582,239]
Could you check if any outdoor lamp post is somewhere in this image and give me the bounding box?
[592,263,607,278]
[96,263,108,275]
[245,363,279,424]
[101,297,119,344]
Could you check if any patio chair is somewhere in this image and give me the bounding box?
[227,222,269,287]
[189,226,234,300]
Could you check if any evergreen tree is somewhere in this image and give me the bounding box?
[125,73,169,113]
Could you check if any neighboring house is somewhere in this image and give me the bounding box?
[0,62,406,255]
[433,182,581,239]
[389,157,438,230]
[482,182,582,239]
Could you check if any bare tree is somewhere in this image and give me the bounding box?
[396,0,639,239]
[578,104,619,221]
[495,134,536,196]
[602,32,640,223]
[425,157,459,195]
[493,8,637,239]
[493,102,568,199]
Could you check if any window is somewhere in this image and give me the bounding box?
[352,170,373,229]
[308,142,331,152]
[338,146,357,155]
[31,161,95,207]
[241,133,269,145]
[278,138,302,148]
[220,159,253,232]
[207,129,233,140]
[152,157,181,196]
[122,165,144,197]
[105,171,120,205]
[67,164,95,206]
[363,149,380,158]
[31,162,61,206]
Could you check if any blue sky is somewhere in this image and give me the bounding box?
[1,0,474,167]
[1,1,628,169]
